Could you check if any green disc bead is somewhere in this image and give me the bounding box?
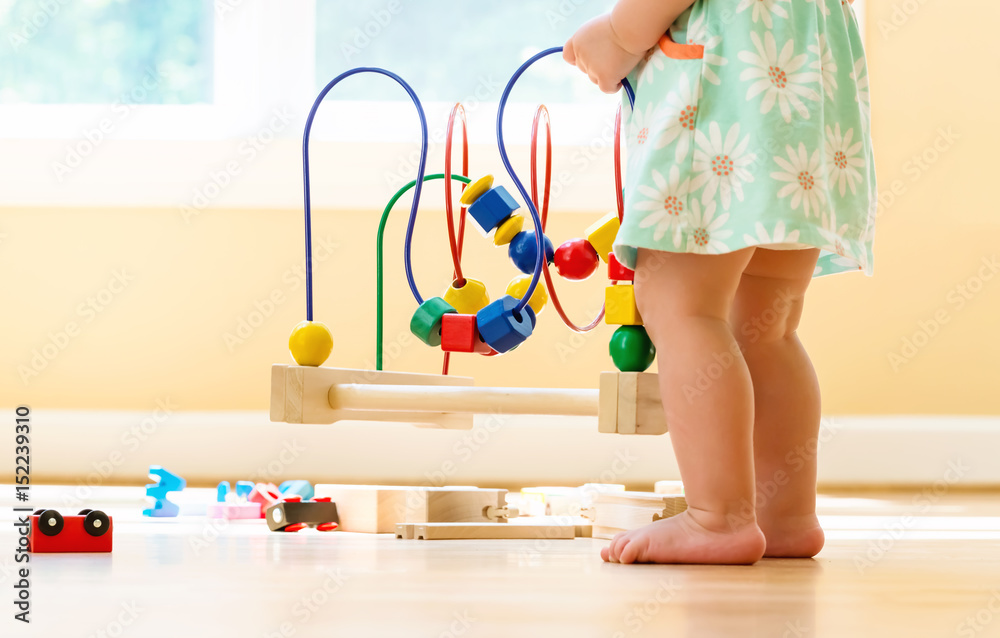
[410,297,457,347]
[609,325,656,372]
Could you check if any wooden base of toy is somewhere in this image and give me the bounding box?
[597,372,667,435]
[271,365,668,435]
[395,522,581,540]
[313,485,509,534]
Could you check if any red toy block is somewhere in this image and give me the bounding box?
[440,313,492,354]
[608,253,635,282]
[248,483,282,515]
[28,509,113,553]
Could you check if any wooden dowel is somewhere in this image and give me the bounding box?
[328,384,599,417]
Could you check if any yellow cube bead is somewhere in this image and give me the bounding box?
[605,284,642,325]
[459,174,494,206]
[506,274,548,315]
[585,211,621,263]
[492,213,524,246]
[443,278,490,315]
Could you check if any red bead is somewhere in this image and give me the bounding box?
[608,253,635,281]
[440,313,492,354]
[554,238,600,281]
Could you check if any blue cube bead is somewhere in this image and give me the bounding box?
[508,230,555,275]
[467,186,520,235]
[476,295,536,354]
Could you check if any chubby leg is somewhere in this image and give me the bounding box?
[602,247,766,565]
[732,248,824,558]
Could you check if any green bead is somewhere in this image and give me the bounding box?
[609,325,655,372]
[410,297,456,347]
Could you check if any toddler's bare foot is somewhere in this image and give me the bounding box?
[600,510,766,565]
[758,512,825,558]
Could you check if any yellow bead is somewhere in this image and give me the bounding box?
[288,320,333,366]
[443,278,490,315]
[605,284,642,325]
[506,274,548,315]
[585,211,621,263]
[492,213,524,246]
[459,174,494,206]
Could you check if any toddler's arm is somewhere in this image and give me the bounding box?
[563,0,697,93]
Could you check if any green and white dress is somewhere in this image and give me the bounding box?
[614,0,876,277]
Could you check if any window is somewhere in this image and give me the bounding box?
[0,0,213,104]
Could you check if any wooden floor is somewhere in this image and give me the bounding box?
[5,488,1000,637]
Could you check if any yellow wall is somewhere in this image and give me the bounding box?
[1,1,998,415]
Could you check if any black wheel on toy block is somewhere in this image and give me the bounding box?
[78,509,93,516]
[83,510,110,537]
[38,510,64,536]
[33,509,45,516]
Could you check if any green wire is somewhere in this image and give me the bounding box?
[377,173,472,371]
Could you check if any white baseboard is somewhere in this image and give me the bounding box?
[4,411,998,490]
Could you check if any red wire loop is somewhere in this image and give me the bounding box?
[442,104,470,375]
[530,105,605,333]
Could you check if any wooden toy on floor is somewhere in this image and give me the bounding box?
[589,491,688,540]
[396,522,581,541]
[313,485,514,534]
[28,509,113,553]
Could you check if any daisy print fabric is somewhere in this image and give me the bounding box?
[615,0,877,277]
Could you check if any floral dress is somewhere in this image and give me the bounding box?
[614,0,876,277]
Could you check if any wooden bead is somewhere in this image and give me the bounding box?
[476,295,536,353]
[604,284,642,325]
[468,186,520,235]
[288,320,333,367]
[459,174,494,206]
[609,325,655,372]
[492,213,524,246]
[443,278,490,315]
[508,230,554,275]
[607,253,635,281]
[585,211,621,263]
[553,238,600,281]
[505,274,548,315]
[441,313,492,354]
[409,297,456,346]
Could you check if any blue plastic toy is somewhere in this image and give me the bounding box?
[143,466,186,517]
[216,481,230,503]
[235,481,254,500]
[279,480,314,501]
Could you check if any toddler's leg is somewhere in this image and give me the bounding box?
[732,248,825,558]
[602,247,766,565]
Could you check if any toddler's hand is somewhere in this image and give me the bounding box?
[563,14,646,94]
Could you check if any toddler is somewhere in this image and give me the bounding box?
[564,0,875,564]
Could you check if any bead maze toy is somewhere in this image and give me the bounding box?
[271,49,668,435]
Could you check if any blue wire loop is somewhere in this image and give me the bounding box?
[496,46,636,314]
[302,67,429,321]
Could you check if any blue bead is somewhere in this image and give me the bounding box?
[279,480,314,501]
[508,230,554,275]
[467,186,520,234]
[476,295,536,353]
[235,480,254,500]
[217,481,230,503]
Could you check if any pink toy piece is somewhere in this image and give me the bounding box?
[207,502,262,520]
